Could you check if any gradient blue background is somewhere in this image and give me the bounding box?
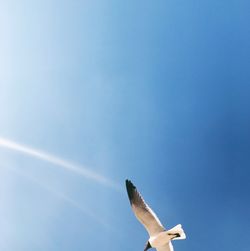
[1,0,250,250]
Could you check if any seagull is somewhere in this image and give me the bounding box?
[125,179,186,251]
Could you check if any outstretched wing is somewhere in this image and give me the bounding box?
[157,242,174,251]
[125,179,165,236]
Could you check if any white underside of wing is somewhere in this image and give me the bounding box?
[156,242,174,251]
[126,180,165,236]
[131,203,165,236]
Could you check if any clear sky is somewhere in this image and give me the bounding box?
[0,0,250,251]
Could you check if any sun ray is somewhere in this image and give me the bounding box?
[5,165,111,229]
[0,137,121,191]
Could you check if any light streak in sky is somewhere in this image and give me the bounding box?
[6,166,111,229]
[0,137,121,191]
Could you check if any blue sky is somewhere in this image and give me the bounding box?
[0,0,250,250]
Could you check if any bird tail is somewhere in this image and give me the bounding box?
[167,224,186,240]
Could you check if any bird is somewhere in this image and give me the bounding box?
[125,179,186,251]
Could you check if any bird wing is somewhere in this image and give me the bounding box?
[156,242,174,251]
[126,179,165,236]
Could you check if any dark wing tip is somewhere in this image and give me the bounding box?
[125,179,136,203]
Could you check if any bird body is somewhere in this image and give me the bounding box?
[149,231,172,247]
[125,180,186,251]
